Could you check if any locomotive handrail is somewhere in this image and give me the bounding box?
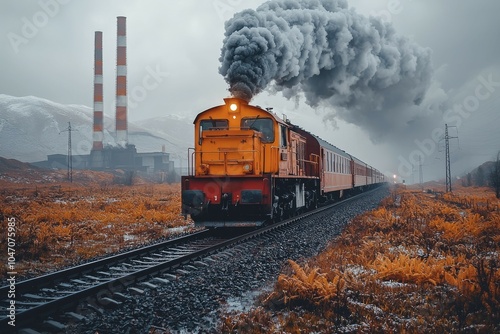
[194,149,259,155]
[298,158,319,177]
[188,148,195,176]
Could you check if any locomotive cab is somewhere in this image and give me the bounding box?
[182,98,281,227]
[192,97,280,177]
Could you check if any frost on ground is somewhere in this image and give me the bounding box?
[220,184,500,333]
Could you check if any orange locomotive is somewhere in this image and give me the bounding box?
[181,97,384,227]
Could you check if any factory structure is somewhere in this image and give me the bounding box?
[35,17,176,179]
[88,16,139,170]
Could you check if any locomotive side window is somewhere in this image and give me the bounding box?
[280,125,287,148]
[199,119,228,144]
[241,118,274,143]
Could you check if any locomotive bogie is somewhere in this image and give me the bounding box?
[272,177,319,221]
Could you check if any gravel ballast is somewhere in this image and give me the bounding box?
[66,186,389,333]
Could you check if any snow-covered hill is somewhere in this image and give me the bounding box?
[0,94,193,163]
[134,115,194,158]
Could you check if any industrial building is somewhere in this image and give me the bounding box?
[42,150,173,174]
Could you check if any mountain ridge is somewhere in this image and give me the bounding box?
[0,94,193,163]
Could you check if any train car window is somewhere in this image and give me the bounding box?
[241,118,274,143]
[280,125,287,148]
[323,151,329,172]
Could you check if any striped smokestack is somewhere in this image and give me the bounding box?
[115,16,128,146]
[92,31,104,151]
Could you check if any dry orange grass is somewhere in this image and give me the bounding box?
[0,182,192,279]
[220,185,500,333]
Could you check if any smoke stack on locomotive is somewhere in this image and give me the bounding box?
[181,98,384,227]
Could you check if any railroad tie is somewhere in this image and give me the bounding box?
[43,319,66,331]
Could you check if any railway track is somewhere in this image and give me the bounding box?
[0,187,382,333]
[0,229,227,332]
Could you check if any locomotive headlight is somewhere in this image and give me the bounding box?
[229,103,238,111]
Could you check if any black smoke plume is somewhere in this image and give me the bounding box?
[219,0,434,142]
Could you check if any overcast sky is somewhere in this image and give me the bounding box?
[1,0,500,182]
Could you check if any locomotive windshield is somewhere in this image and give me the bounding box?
[199,119,228,144]
[200,119,228,130]
[241,117,274,143]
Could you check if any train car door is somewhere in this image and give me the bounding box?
[320,148,325,193]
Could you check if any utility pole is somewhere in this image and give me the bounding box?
[445,124,458,193]
[61,122,73,182]
[412,164,416,184]
[419,155,423,190]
